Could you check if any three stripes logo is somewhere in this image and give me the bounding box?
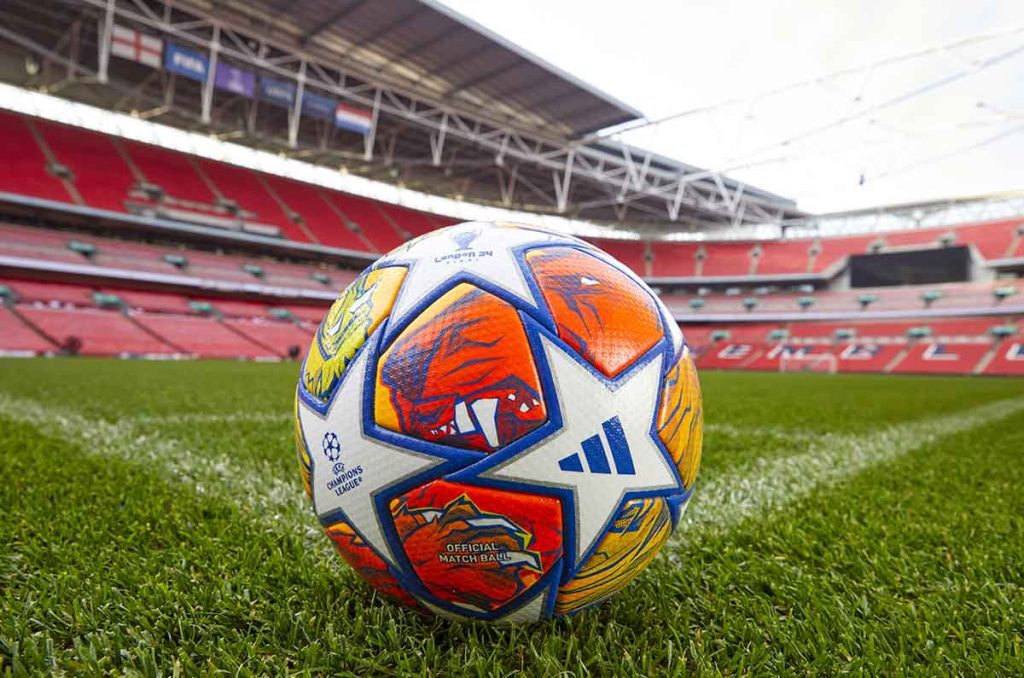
[558,416,635,476]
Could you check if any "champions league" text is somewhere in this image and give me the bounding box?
[327,464,364,496]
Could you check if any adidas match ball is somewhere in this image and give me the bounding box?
[294,222,703,622]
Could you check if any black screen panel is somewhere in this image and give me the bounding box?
[849,246,970,288]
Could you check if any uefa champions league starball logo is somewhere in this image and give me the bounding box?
[321,431,342,462]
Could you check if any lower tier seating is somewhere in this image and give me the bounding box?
[688,315,1022,376]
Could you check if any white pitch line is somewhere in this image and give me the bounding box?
[128,412,293,426]
[675,396,1024,541]
[2,393,1022,559]
[0,394,328,553]
[703,422,820,442]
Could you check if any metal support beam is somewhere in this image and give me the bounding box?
[200,23,220,125]
[363,87,381,161]
[288,59,307,149]
[430,112,449,166]
[96,0,116,84]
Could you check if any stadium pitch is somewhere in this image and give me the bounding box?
[1,358,1022,675]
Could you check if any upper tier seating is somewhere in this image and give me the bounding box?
[262,176,368,251]
[0,111,70,203]
[123,141,216,205]
[754,240,812,275]
[324,194,406,252]
[37,120,136,212]
[588,239,648,277]
[649,242,700,278]
[195,159,308,241]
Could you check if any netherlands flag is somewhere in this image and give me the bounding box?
[110,24,162,69]
[335,103,373,134]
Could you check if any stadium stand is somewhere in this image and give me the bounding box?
[0,110,70,203]
[17,305,176,356]
[0,305,56,355]
[0,111,1021,373]
[132,313,278,359]
[36,119,136,212]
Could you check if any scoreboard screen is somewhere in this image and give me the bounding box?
[849,246,971,287]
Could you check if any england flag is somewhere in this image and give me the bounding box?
[111,24,162,69]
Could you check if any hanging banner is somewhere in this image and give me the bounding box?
[259,77,295,108]
[301,90,336,121]
[110,24,163,68]
[214,62,256,97]
[335,103,373,134]
[164,43,208,82]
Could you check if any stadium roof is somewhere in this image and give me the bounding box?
[173,0,643,138]
[0,0,802,229]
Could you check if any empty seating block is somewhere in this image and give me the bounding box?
[124,141,214,204]
[38,120,136,212]
[196,160,308,241]
[0,306,57,354]
[18,305,174,356]
[0,111,70,203]
[589,238,647,276]
[325,194,406,252]
[701,244,753,277]
[1,278,95,306]
[133,313,274,359]
[755,240,812,275]
[263,177,367,251]
[225,318,314,357]
[650,242,700,278]
[890,342,991,375]
[983,339,1024,375]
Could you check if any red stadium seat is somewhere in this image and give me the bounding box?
[37,120,137,212]
[224,317,314,358]
[18,305,175,356]
[133,313,276,359]
[0,111,71,203]
[262,177,369,251]
[889,341,991,375]
[589,238,647,276]
[982,339,1024,376]
[0,306,57,354]
[701,243,754,277]
[650,242,700,278]
[123,141,216,205]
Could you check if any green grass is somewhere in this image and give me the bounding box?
[1,358,1022,675]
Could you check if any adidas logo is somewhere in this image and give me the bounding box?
[558,416,635,475]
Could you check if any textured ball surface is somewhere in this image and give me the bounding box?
[294,222,703,622]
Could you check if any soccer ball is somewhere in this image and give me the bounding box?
[294,222,703,622]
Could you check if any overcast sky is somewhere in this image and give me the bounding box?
[438,0,1024,213]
